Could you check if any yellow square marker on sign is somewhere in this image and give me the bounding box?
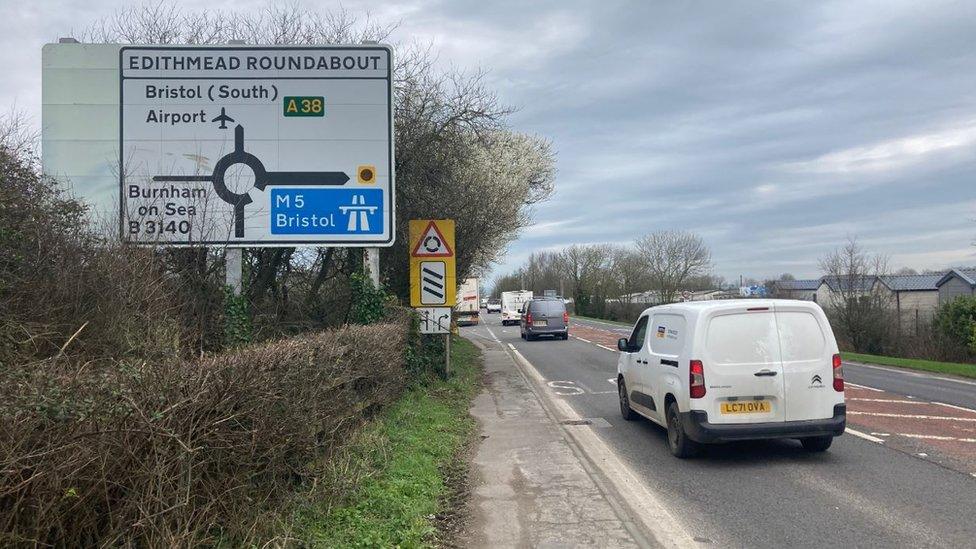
[357,165,376,184]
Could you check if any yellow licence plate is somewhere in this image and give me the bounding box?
[720,400,771,414]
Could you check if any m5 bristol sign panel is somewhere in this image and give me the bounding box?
[44,44,394,246]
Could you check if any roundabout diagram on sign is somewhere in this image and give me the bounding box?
[153,123,349,237]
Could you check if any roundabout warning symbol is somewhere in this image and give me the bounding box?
[410,220,454,257]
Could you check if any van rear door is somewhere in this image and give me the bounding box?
[702,308,786,424]
[773,304,835,421]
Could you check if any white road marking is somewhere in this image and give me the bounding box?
[870,432,891,436]
[847,398,927,404]
[848,411,976,422]
[846,428,885,444]
[846,382,885,392]
[574,336,593,344]
[897,433,976,443]
[934,401,976,414]
[608,377,618,386]
[485,327,502,344]
[847,361,976,386]
[548,380,585,396]
[597,344,617,352]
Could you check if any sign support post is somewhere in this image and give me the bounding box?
[445,332,451,377]
[226,247,243,294]
[364,247,380,287]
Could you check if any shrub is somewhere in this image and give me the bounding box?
[934,296,976,356]
[0,318,411,546]
[0,148,191,366]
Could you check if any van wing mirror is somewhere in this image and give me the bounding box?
[617,338,630,352]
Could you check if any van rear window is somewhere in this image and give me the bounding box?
[531,301,565,315]
[706,313,780,365]
[776,311,825,361]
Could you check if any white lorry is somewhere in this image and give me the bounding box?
[500,290,534,326]
[456,278,480,326]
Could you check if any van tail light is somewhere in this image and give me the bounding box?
[563,311,569,324]
[832,353,844,392]
[526,312,533,325]
[690,360,706,399]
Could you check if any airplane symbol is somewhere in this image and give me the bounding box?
[212,107,234,129]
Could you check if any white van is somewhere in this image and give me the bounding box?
[616,299,845,458]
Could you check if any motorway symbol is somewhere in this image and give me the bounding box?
[152,124,349,238]
[411,220,454,257]
[420,261,447,305]
[339,194,378,231]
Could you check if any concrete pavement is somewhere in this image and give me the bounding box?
[465,332,677,548]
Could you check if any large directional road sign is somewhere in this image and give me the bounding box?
[409,219,456,307]
[42,43,394,246]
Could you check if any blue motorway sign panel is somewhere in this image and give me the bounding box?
[271,188,383,235]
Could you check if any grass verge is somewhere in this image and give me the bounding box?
[571,314,633,327]
[842,352,976,380]
[296,336,482,547]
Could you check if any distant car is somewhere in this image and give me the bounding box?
[480,297,489,309]
[616,299,845,458]
[519,297,569,341]
[486,299,502,313]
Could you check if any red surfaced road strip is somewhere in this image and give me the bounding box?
[570,323,976,475]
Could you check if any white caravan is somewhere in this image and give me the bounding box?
[616,299,845,458]
[500,290,533,326]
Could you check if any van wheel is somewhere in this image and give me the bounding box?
[666,401,699,458]
[800,436,833,452]
[618,379,637,421]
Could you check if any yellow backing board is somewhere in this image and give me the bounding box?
[409,219,456,307]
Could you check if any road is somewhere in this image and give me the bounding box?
[464,313,976,548]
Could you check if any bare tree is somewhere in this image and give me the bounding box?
[819,237,891,352]
[80,2,557,312]
[556,244,613,315]
[634,230,711,304]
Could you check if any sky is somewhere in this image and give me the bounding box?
[5,0,976,283]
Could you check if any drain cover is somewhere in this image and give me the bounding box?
[560,419,592,425]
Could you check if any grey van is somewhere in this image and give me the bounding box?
[520,298,569,341]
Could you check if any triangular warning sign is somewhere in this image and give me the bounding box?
[411,221,454,257]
